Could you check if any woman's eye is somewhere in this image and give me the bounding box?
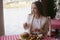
[33,7,37,9]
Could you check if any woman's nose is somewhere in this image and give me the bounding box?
[31,8,34,11]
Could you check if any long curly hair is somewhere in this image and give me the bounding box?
[32,1,46,16]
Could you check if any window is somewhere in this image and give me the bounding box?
[3,0,38,35]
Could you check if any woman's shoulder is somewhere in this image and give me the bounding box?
[42,16,50,22]
[43,16,50,19]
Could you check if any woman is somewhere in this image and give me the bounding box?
[23,1,51,37]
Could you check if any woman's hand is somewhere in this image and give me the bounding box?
[31,28,40,32]
[23,23,29,29]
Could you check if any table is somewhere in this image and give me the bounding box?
[0,35,60,40]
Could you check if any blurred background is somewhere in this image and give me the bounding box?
[3,0,60,35]
[3,0,38,35]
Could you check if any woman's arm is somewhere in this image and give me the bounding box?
[40,17,51,37]
[47,17,51,36]
[23,14,30,29]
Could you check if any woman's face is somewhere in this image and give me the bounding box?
[31,4,39,15]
